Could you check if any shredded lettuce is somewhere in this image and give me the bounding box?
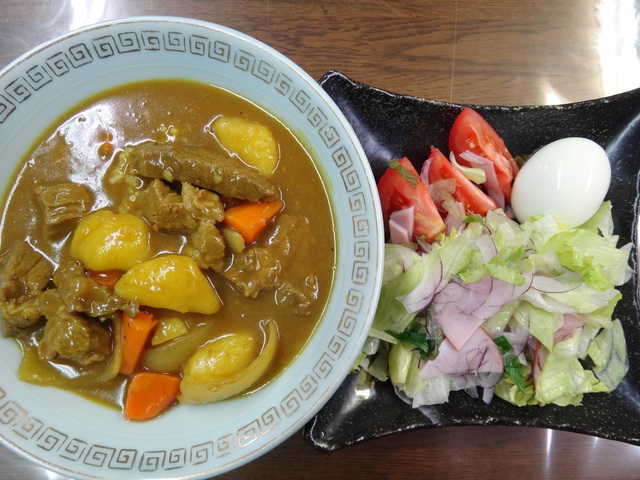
[544,229,632,290]
[536,330,608,406]
[495,374,536,406]
[588,318,628,391]
[370,244,424,341]
[359,201,632,409]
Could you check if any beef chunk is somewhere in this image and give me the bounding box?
[125,142,278,202]
[181,182,225,223]
[37,290,111,365]
[1,298,41,336]
[52,261,136,318]
[0,241,53,301]
[225,246,281,298]
[0,242,53,335]
[224,214,308,298]
[186,221,226,271]
[138,179,198,231]
[36,182,92,226]
[275,278,319,315]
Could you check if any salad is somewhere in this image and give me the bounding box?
[358,107,633,408]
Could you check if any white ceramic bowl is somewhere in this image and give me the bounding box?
[0,17,383,479]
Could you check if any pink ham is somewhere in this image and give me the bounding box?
[420,327,504,379]
[433,275,531,350]
[389,206,415,244]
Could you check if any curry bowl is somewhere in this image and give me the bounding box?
[0,18,383,479]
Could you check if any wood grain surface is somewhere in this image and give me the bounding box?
[1,1,639,479]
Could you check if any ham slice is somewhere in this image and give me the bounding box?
[433,275,530,350]
[419,327,504,379]
[389,206,414,244]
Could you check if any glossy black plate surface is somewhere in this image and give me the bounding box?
[304,71,640,451]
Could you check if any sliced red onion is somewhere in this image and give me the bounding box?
[485,208,526,236]
[416,236,433,253]
[482,386,495,404]
[530,272,582,294]
[397,255,445,314]
[502,323,530,359]
[531,339,547,388]
[420,157,432,185]
[459,150,505,208]
[475,234,499,263]
[449,151,487,184]
[554,314,585,344]
[450,372,503,392]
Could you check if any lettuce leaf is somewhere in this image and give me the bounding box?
[535,330,608,406]
[588,319,628,391]
[371,244,424,340]
[544,229,632,290]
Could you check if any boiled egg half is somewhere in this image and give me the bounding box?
[510,137,611,228]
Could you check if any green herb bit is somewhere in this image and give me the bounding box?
[463,213,484,224]
[386,322,435,360]
[389,159,418,187]
[494,335,527,394]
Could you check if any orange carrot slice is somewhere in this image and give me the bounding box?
[223,199,283,243]
[89,269,123,289]
[120,311,157,375]
[123,371,181,421]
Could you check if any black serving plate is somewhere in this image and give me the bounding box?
[304,71,640,451]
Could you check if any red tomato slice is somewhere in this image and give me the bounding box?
[448,107,519,201]
[426,146,498,216]
[378,157,445,243]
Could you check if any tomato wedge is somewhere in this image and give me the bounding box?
[378,157,445,243]
[426,147,498,216]
[448,107,519,201]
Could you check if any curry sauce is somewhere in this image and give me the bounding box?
[0,79,335,416]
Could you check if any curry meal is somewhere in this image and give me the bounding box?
[0,79,335,420]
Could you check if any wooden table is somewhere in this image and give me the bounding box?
[1,1,640,478]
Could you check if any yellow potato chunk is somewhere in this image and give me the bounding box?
[114,254,221,314]
[179,320,278,404]
[210,115,279,177]
[183,332,260,383]
[70,209,151,271]
[151,317,189,346]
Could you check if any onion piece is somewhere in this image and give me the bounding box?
[449,151,486,184]
[530,272,582,294]
[396,255,445,314]
[141,320,217,373]
[459,150,505,208]
[98,313,123,383]
[179,320,278,404]
[554,314,585,344]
